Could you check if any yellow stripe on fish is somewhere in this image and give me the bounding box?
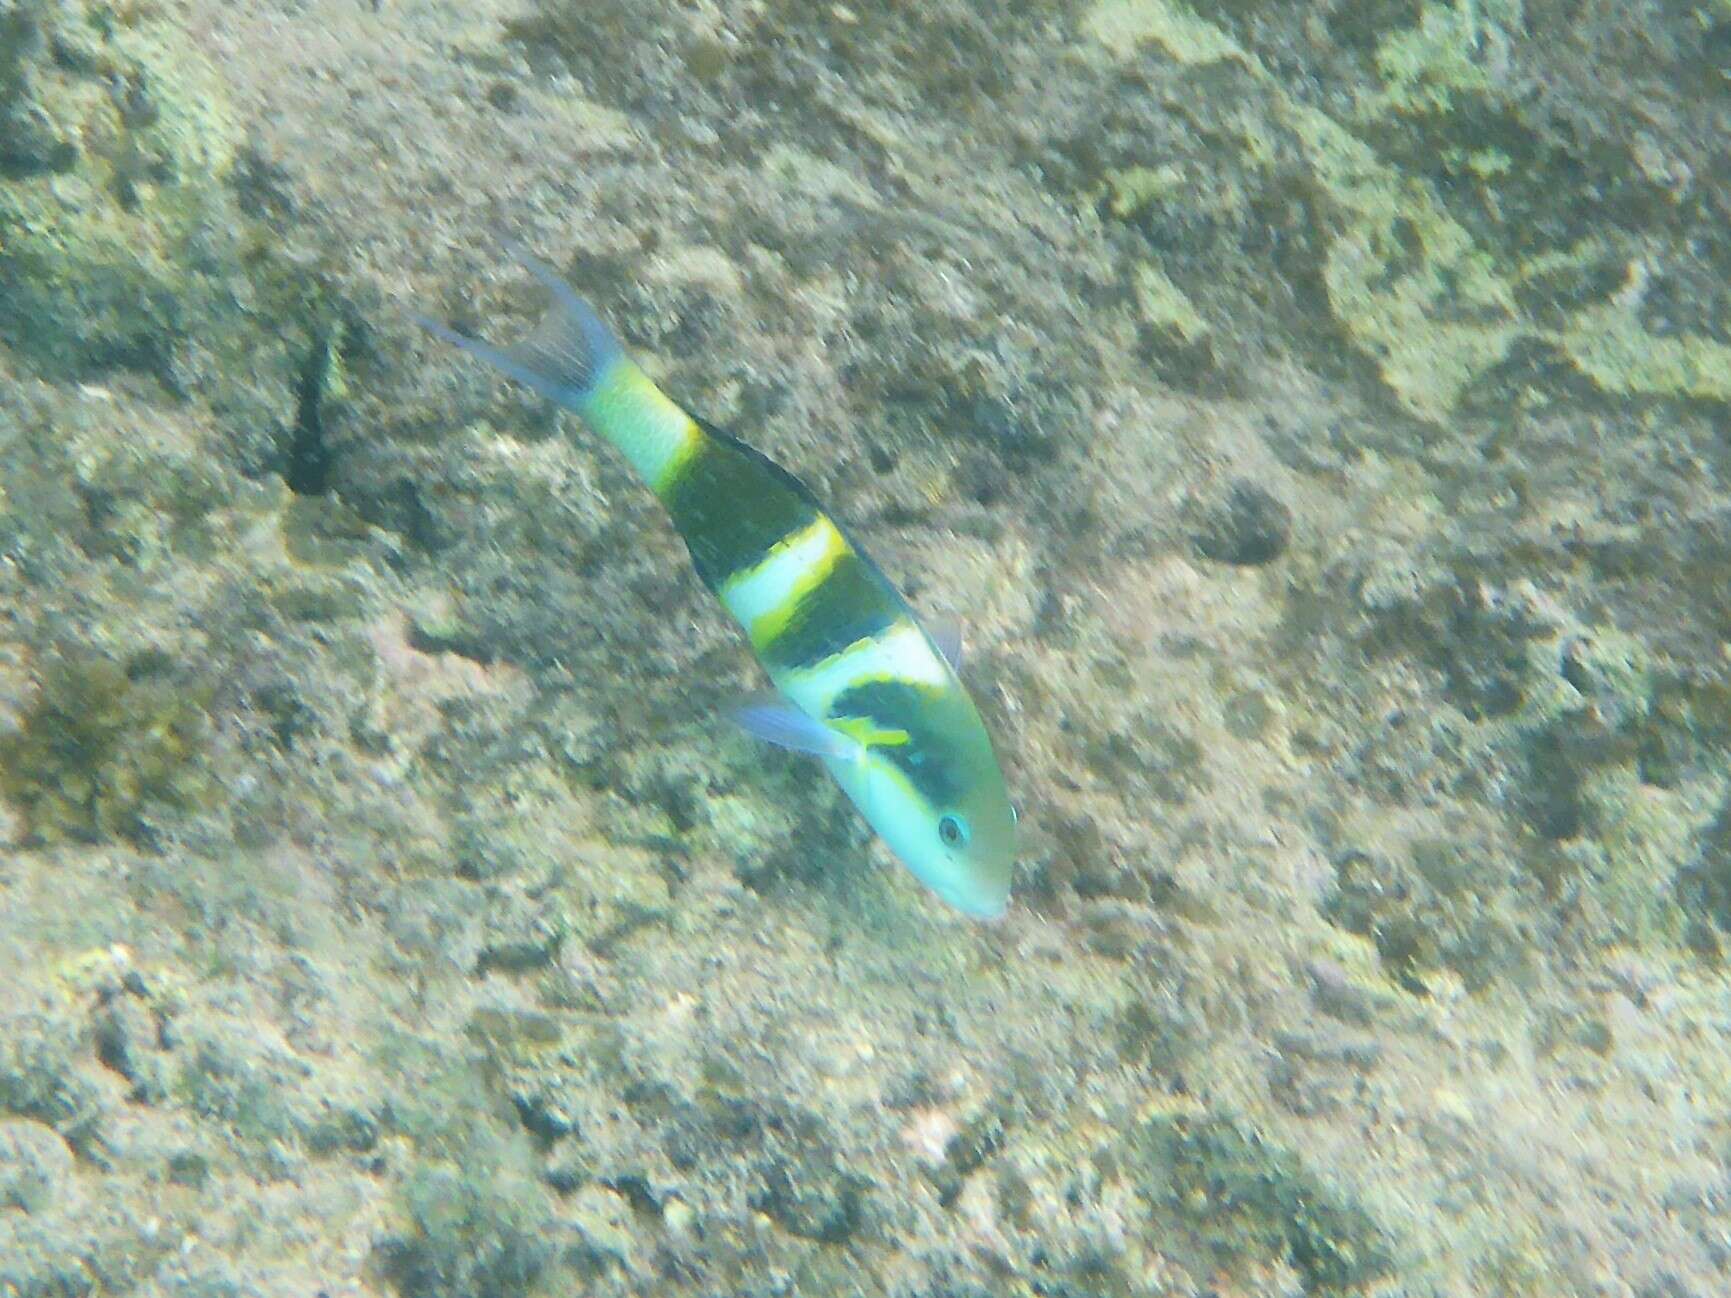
[718,516,849,649]
[587,359,705,490]
[778,620,951,720]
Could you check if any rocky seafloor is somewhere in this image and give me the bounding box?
[3,0,1730,1294]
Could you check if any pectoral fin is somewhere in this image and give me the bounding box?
[927,618,964,672]
[731,695,863,761]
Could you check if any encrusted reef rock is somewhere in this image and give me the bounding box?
[3,0,1731,1296]
[0,0,239,374]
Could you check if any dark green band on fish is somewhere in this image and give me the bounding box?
[756,551,899,674]
[658,425,820,591]
[830,678,969,808]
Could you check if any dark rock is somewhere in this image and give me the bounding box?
[1194,480,1292,566]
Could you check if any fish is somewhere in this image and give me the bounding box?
[418,247,1017,918]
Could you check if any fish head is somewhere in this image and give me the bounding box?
[832,689,1017,919]
[918,760,1018,919]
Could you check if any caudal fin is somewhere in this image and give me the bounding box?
[415,241,623,408]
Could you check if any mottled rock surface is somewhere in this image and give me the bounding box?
[3,0,1730,1295]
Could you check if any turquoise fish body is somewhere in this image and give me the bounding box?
[421,253,1016,917]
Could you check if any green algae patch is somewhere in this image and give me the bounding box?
[1279,98,1525,423]
[1373,0,1524,115]
[1130,259,1210,344]
[1083,0,1246,66]
[1138,1103,1394,1293]
[0,652,213,844]
[1081,2,1525,420]
[1083,0,1731,423]
[0,0,241,375]
[1319,196,1521,422]
[1560,300,1731,404]
[1095,163,1188,220]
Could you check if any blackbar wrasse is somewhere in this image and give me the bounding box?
[419,249,1016,918]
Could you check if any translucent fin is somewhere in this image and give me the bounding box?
[414,313,578,406]
[416,244,623,408]
[731,695,863,761]
[927,618,963,672]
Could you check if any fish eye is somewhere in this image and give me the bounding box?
[938,813,968,848]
